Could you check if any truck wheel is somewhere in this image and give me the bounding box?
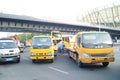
[68,51,72,58]
[77,59,83,68]
[15,58,20,63]
[76,56,83,68]
[50,59,54,63]
[32,60,36,63]
[102,62,109,67]
[54,51,57,57]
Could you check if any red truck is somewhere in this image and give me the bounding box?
[12,37,25,53]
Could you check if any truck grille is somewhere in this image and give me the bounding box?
[36,53,47,56]
[90,54,108,57]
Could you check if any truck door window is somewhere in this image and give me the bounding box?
[77,35,81,47]
[65,37,69,42]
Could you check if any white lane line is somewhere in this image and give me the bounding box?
[48,66,69,75]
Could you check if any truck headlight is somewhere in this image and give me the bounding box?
[31,53,34,56]
[48,52,52,56]
[107,53,114,57]
[82,53,90,58]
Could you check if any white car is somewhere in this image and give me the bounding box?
[0,38,20,63]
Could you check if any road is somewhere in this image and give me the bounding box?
[0,46,120,80]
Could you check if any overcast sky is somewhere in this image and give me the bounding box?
[0,0,119,37]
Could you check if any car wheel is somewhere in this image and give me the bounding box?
[15,58,20,63]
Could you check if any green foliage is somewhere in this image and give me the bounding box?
[15,33,47,43]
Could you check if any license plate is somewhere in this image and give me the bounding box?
[6,58,13,61]
[98,58,104,61]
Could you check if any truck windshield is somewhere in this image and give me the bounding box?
[0,42,17,49]
[82,33,113,48]
[32,37,52,48]
[51,31,62,39]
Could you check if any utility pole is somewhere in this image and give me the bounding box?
[97,11,101,32]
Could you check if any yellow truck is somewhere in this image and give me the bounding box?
[30,36,54,63]
[62,35,75,48]
[66,31,115,67]
[51,31,62,56]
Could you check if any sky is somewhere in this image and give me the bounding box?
[0,0,119,38]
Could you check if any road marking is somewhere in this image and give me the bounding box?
[48,66,69,75]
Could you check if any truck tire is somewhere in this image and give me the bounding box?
[102,62,109,67]
[76,54,83,68]
[50,59,54,63]
[54,51,57,57]
[78,61,83,68]
[68,51,72,58]
[32,60,36,63]
[20,51,23,53]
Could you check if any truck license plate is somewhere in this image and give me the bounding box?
[98,58,104,61]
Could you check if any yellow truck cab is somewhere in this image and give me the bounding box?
[52,37,61,56]
[62,35,75,48]
[30,36,54,63]
[67,31,115,67]
[62,35,71,48]
[51,31,62,56]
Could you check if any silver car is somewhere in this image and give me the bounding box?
[0,38,20,63]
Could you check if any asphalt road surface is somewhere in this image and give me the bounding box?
[0,46,120,80]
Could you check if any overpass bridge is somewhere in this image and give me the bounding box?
[0,13,120,39]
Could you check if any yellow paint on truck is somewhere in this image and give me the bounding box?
[30,36,54,63]
[62,36,71,48]
[67,31,115,67]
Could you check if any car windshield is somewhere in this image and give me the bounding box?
[32,37,52,48]
[0,42,17,49]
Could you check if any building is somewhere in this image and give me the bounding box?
[80,2,120,28]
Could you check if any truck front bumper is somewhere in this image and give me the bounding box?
[30,56,54,60]
[81,57,115,63]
